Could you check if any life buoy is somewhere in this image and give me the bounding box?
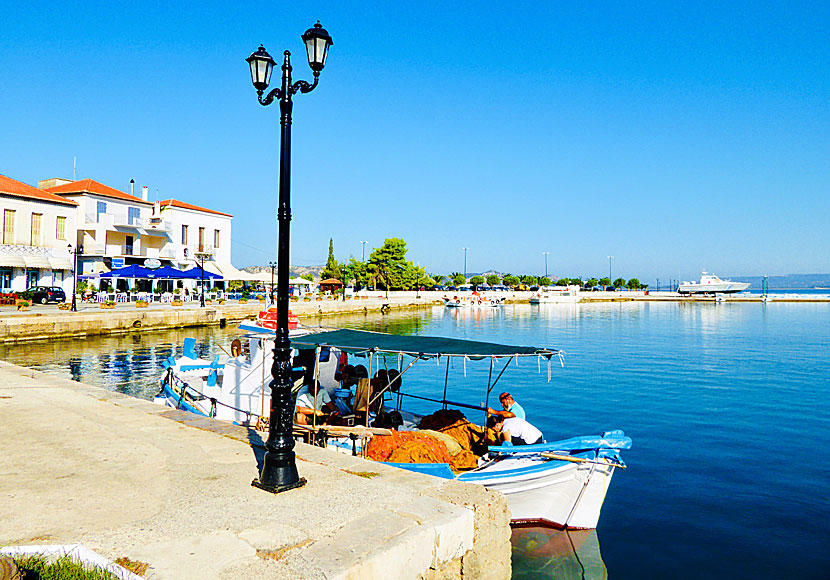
[230,339,242,358]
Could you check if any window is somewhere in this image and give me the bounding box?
[31,213,42,245]
[56,216,66,240]
[96,201,107,222]
[214,229,220,249]
[128,207,141,225]
[198,227,205,252]
[3,209,14,244]
[182,225,188,245]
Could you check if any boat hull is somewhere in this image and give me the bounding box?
[458,456,616,529]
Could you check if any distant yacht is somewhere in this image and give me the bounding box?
[678,272,750,295]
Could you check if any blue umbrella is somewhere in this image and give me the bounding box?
[180,266,223,280]
[99,264,154,278]
[152,265,189,279]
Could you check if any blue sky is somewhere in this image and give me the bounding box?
[1,1,827,283]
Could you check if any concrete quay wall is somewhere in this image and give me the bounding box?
[0,297,441,344]
[0,360,511,579]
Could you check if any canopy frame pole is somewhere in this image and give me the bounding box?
[312,345,321,436]
[486,356,515,403]
[441,355,451,410]
[364,354,418,412]
[365,348,374,426]
[484,356,494,418]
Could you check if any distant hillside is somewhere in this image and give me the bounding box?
[243,264,323,281]
[731,274,830,289]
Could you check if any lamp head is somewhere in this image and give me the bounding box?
[302,21,333,72]
[246,45,276,91]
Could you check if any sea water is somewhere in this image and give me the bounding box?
[3,301,828,579]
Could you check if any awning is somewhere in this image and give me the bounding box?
[215,262,260,281]
[49,257,73,270]
[0,254,26,268]
[23,255,52,269]
[289,329,559,359]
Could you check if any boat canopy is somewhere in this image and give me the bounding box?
[290,328,558,360]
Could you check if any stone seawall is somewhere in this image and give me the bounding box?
[0,360,511,579]
[0,297,441,344]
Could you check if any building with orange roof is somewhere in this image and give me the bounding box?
[41,178,175,280]
[1,174,78,293]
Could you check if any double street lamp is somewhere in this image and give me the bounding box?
[247,22,333,494]
[269,260,277,301]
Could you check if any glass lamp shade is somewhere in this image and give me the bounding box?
[302,21,333,72]
[246,45,276,91]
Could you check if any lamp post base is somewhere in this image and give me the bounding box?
[252,450,306,494]
[251,477,307,494]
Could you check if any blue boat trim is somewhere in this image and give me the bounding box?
[159,383,209,417]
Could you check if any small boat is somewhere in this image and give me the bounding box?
[443,293,505,308]
[155,327,631,529]
[529,286,582,304]
[678,272,750,295]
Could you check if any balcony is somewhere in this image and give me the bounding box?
[81,245,150,257]
[82,211,171,233]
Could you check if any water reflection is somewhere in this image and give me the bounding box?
[512,525,607,580]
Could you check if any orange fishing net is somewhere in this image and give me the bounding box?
[365,430,451,464]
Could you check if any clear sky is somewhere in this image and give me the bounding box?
[1,1,827,283]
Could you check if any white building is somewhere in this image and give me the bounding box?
[40,178,172,277]
[1,174,77,293]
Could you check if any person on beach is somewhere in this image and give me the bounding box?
[488,415,544,446]
[294,381,335,425]
[487,392,526,420]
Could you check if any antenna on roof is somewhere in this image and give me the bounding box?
[73,157,77,180]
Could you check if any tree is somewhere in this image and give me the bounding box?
[538,276,551,286]
[586,278,599,288]
[556,278,570,286]
[626,278,641,290]
[342,257,370,288]
[321,238,342,281]
[521,275,538,286]
[301,273,314,282]
[432,274,445,285]
[613,277,626,289]
[367,238,420,292]
[598,277,611,288]
[469,275,485,289]
[486,274,501,287]
[502,274,520,288]
[451,272,467,286]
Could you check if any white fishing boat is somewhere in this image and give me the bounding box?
[155,327,631,529]
[678,272,750,295]
[529,285,582,304]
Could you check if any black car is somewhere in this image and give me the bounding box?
[27,286,66,304]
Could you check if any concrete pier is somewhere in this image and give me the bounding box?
[0,360,511,579]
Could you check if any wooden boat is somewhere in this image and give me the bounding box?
[154,327,631,529]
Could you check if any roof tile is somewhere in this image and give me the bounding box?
[159,199,232,217]
[45,178,153,205]
[0,174,78,206]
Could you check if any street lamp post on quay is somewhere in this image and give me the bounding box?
[246,21,333,494]
[269,260,277,301]
[67,243,82,312]
[608,256,614,287]
[542,251,550,279]
[462,247,469,280]
[360,240,368,262]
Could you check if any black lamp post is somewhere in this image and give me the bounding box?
[68,243,82,312]
[199,254,206,307]
[269,260,277,302]
[247,21,333,494]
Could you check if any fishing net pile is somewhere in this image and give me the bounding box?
[364,409,488,472]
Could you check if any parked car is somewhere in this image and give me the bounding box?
[27,286,66,304]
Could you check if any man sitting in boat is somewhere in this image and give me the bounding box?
[294,381,336,425]
[486,392,526,420]
[488,415,544,446]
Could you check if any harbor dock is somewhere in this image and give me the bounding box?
[0,359,511,579]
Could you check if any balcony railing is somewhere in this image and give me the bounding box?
[83,211,171,232]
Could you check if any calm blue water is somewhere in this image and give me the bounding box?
[3,301,829,579]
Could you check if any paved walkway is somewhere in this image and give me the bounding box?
[0,360,510,580]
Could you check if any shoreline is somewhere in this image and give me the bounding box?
[2,290,827,344]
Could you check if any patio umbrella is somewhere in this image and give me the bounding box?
[179,267,223,280]
[99,264,154,278]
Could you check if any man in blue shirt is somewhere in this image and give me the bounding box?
[487,391,526,420]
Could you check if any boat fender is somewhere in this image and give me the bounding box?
[230,339,242,358]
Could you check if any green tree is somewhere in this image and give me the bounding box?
[321,238,342,281]
[342,257,370,288]
[586,278,599,288]
[301,273,314,282]
[626,278,641,290]
[451,272,467,286]
[538,276,551,286]
[613,277,626,289]
[486,274,501,287]
[432,274,445,285]
[502,274,520,288]
[598,277,611,288]
[556,278,570,286]
[367,238,418,292]
[469,275,485,289]
[521,275,538,286]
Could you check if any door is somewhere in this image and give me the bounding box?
[125,235,134,256]
[27,269,38,288]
